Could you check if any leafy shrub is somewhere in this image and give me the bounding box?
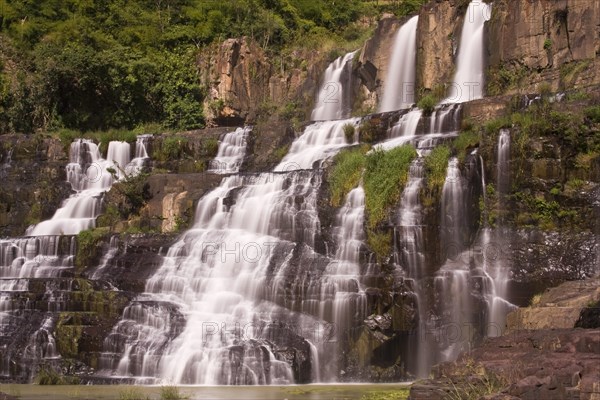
[417,94,436,115]
[343,123,356,143]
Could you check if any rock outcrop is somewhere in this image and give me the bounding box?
[0,135,71,237]
[486,0,600,94]
[198,37,326,125]
[409,277,600,400]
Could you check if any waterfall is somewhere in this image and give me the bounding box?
[125,135,152,176]
[483,129,516,336]
[311,51,356,121]
[209,127,251,173]
[444,1,492,103]
[379,16,419,112]
[99,54,368,384]
[27,137,151,236]
[440,158,466,249]
[496,129,510,196]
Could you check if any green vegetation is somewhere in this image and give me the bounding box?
[343,123,356,143]
[360,388,410,400]
[486,63,529,96]
[359,119,379,143]
[328,146,368,207]
[76,228,110,270]
[364,145,418,228]
[585,105,600,123]
[366,229,392,262]
[560,60,591,88]
[424,145,451,191]
[417,94,436,115]
[153,136,189,162]
[160,385,188,400]
[0,0,385,136]
[119,388,150,400]
[453,130,480,162]
[543,38,552,50]
[34,366,80,385]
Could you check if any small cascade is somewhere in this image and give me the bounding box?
[444,1,492,103]
[496,129,511,196]
[0,147,12,179]
[311,51,357,121]
[397,161,426,279]
[276,119,359,171]
[298,187,367,380]
[28,140,129,236]
[209,127,251,173]
[90,236,120,281]
[24,315,60,361]
[28,136,151,236]
[389,109,423,140]
[125,135,152,176]
[440,158,466,249]
[482,129,516,336]
[379,16,419,112]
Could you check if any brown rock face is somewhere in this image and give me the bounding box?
[199,37,325,126]
[200,38,271,125]
[355,14,402,109]
[487,0,600,93]
[415,0,465,97]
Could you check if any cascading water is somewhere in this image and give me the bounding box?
[496,129,511,197]
[444,1,492,103]
[28,141,127,236]
[311,51,356,121]
[482,129,516,336]
[379,16,419,113]
[1,135,151,378]
[125,135,152,176]
[209,127,251,173]
[99,52,364,384]
[28,137,151,236]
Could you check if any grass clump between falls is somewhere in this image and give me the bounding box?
[424,145,451,191]
[364,145,418,228]
[328,146,368,207]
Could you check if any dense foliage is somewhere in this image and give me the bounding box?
[0,0,426,134]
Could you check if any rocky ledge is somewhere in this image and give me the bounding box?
[409,277,600,400]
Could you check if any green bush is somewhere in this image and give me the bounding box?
[584,106,600,124]
[343,123,356,143]
[328,146,367,207]
[364,145,418,228]
[202,137,219,157]
[417,94,436,115]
